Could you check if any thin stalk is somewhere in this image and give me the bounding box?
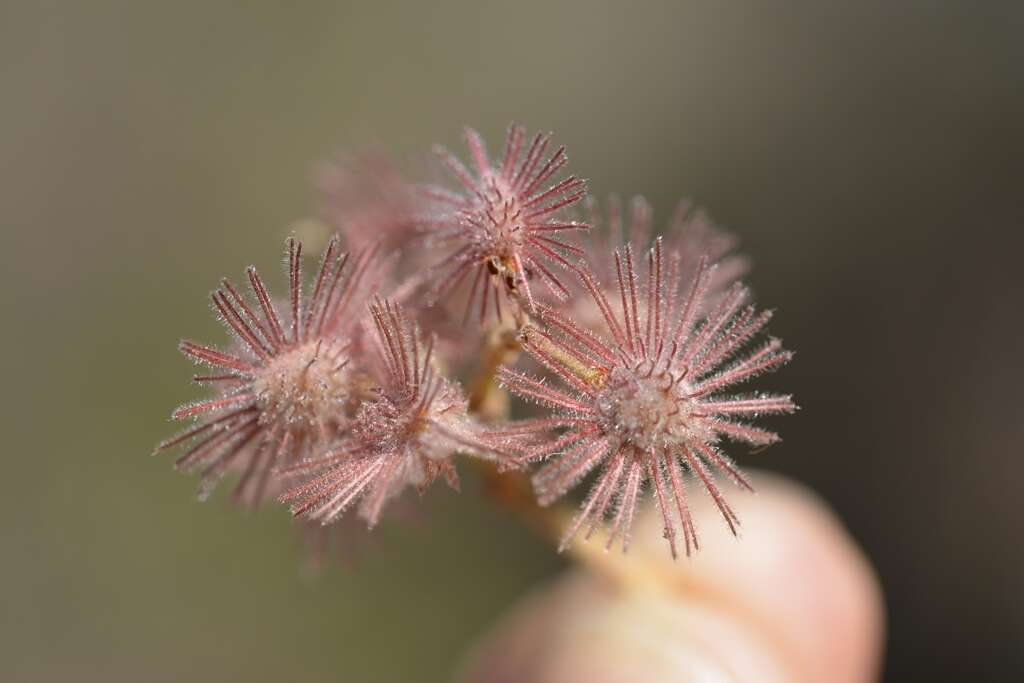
[466,318,669,593]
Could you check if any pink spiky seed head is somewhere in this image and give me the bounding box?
[155,236,377,507]
[498,240,796,558]
[420,124,589,324]
[280,299,509,527]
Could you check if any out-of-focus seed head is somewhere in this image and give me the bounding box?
[316,151,421,253]
[571,194,750,332]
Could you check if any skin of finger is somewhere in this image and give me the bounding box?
[458,570,794,683]
[459,472,885,683]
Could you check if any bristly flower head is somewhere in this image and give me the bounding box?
[155,236,377,506]
[280,299,505,527]
[420,124,589,324]
[498,240,796,557]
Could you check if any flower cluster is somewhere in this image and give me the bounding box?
[157,123,795,558]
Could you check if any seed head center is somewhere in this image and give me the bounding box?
[595,366,697,453]
[255,340,350,431]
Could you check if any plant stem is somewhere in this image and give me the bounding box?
[467,324,520,419]
[467,322,666,593]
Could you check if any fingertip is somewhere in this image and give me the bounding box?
[459,572,793,683]
[461,473,884,683]
[633,471,886,683]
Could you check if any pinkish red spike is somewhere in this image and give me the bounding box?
[647,458,677,558]
[513,133,548,191]
[303,236,339,336]
[695,395,796,416]
[520,149,567,199]
[691,440,755,492]
[500,124,525,180]
[434,144,478,193]
[496,366,596,414]
[211,291,272,361]
[666,454,698,555]
[606,457,643,551]
[178,341,253,373]
[682,445,740,534]
[463,127,490,175]
[246,267,285,347]
[221,278,278,353]
[695,418,781,446]
[558,452,626,552]
[288,238,302,344]
[173,393,254,420]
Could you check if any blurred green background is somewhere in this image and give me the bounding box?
[2,2,1021,681]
